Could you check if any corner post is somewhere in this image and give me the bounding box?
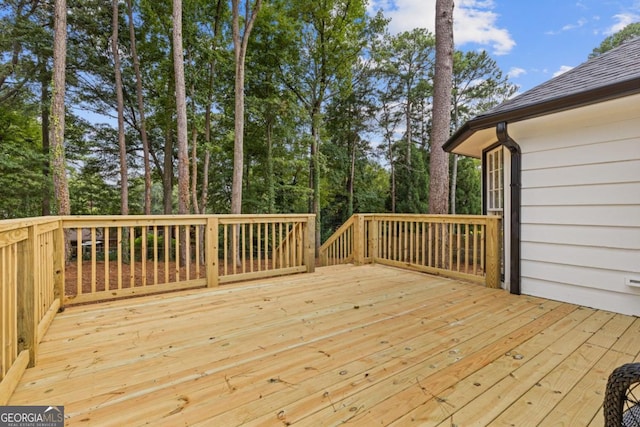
[485,216,502,289]
[206,216,219,287]
[352,215,365,265]
[17,225,38,367]
[53,218,65,308]
[369,216,378,264]
[304,215,316,273]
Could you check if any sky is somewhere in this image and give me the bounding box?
[367,0,640,93]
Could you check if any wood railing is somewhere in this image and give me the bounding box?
[320,214,502,288]
[0,217,63,404]
[0,214,315,404]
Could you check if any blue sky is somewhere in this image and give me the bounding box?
[368,0,640,93]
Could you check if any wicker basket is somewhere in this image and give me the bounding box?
[604,363,640,427]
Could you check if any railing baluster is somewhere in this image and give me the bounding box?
[249,224,254,273]
[91,227,97,293]
[164,225,170,284]
[174,225,180,281]
[142,226,148,286]
[76,227,82,295]
[117,227,123,291]
[104,227,110,290]
[186,225,191,280]
[129,226,135,289]
[257,223,262,271]
[153,225,158,285]
[456,223,461,272]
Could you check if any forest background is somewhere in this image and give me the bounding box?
[1,0,632,243]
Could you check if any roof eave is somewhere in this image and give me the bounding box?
[444,77,640,154]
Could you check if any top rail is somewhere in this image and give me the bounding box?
[0,214,315,404]
[1,212,498,405]
[319,214,502,288]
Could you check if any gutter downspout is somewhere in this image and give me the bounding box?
[496,122,521,295]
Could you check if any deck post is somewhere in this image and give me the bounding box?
[369,216,378,263]
[17,224,38,367]
[206,216,219,287]
[485,216,502,289]
[304,215,315,273]
[353,215,365,266]
[53,218,65,309]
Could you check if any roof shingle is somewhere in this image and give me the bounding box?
[444,37,640,153]
[479,36,640,118]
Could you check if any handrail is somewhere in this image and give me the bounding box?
[0,217,63,404]
[0,213,315,404]
[319,214,502,288]
[61,214,315,304]
[1,212,500,404]
[318,214,373,266]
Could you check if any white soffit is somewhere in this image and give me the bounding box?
[451,92,640,158]
[450,127,497,158]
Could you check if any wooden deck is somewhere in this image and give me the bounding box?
[8,264,640,426]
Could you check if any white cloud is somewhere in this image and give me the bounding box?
[553,65,573,77]
[562,18,588,31]
[604,13,640,35]
[545,17,588,35]
[367,0,515,55]
[507,67,526,78]
[456,0,515,55]
[368,0,436,34]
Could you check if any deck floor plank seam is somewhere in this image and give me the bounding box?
[7,264,638,427]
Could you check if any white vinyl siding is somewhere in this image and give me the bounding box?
[513,98,640,315]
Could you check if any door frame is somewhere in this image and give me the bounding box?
[482,143,510,290]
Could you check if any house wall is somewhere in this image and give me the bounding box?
[509,95,640,316]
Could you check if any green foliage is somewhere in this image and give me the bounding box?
[0,0,517,234]
[133,232,174,260]
[452,50,518,125]
[453,156,481,214]
[0,101,45,218]
[392,142,429,213]
[69,159,121,215]
[589,22,640,58]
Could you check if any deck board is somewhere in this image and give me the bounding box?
[8,264,639,426]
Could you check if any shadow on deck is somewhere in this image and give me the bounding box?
[8,264,640,426]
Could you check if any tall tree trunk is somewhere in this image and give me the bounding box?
[173,0,189,216]
[450,101,460,215]
[388,135,396,213]
[199,0,224,215]
[404,98,414,211]
[348,135,356,218]
[189,83,199,213]
[231,26,245,218]
[40,66,50,216]
[429,0,454,214]
[112,0,128,216]
[201,102,211,213]
[450,154,458,214]
[231,0,263,217]
[266,118,274,214]
[126,0,151,215]
[231,0,263,267]
[50,0,70,217]
[163,124,174,214]
[163,74,175,214]
[310,110,321,253]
